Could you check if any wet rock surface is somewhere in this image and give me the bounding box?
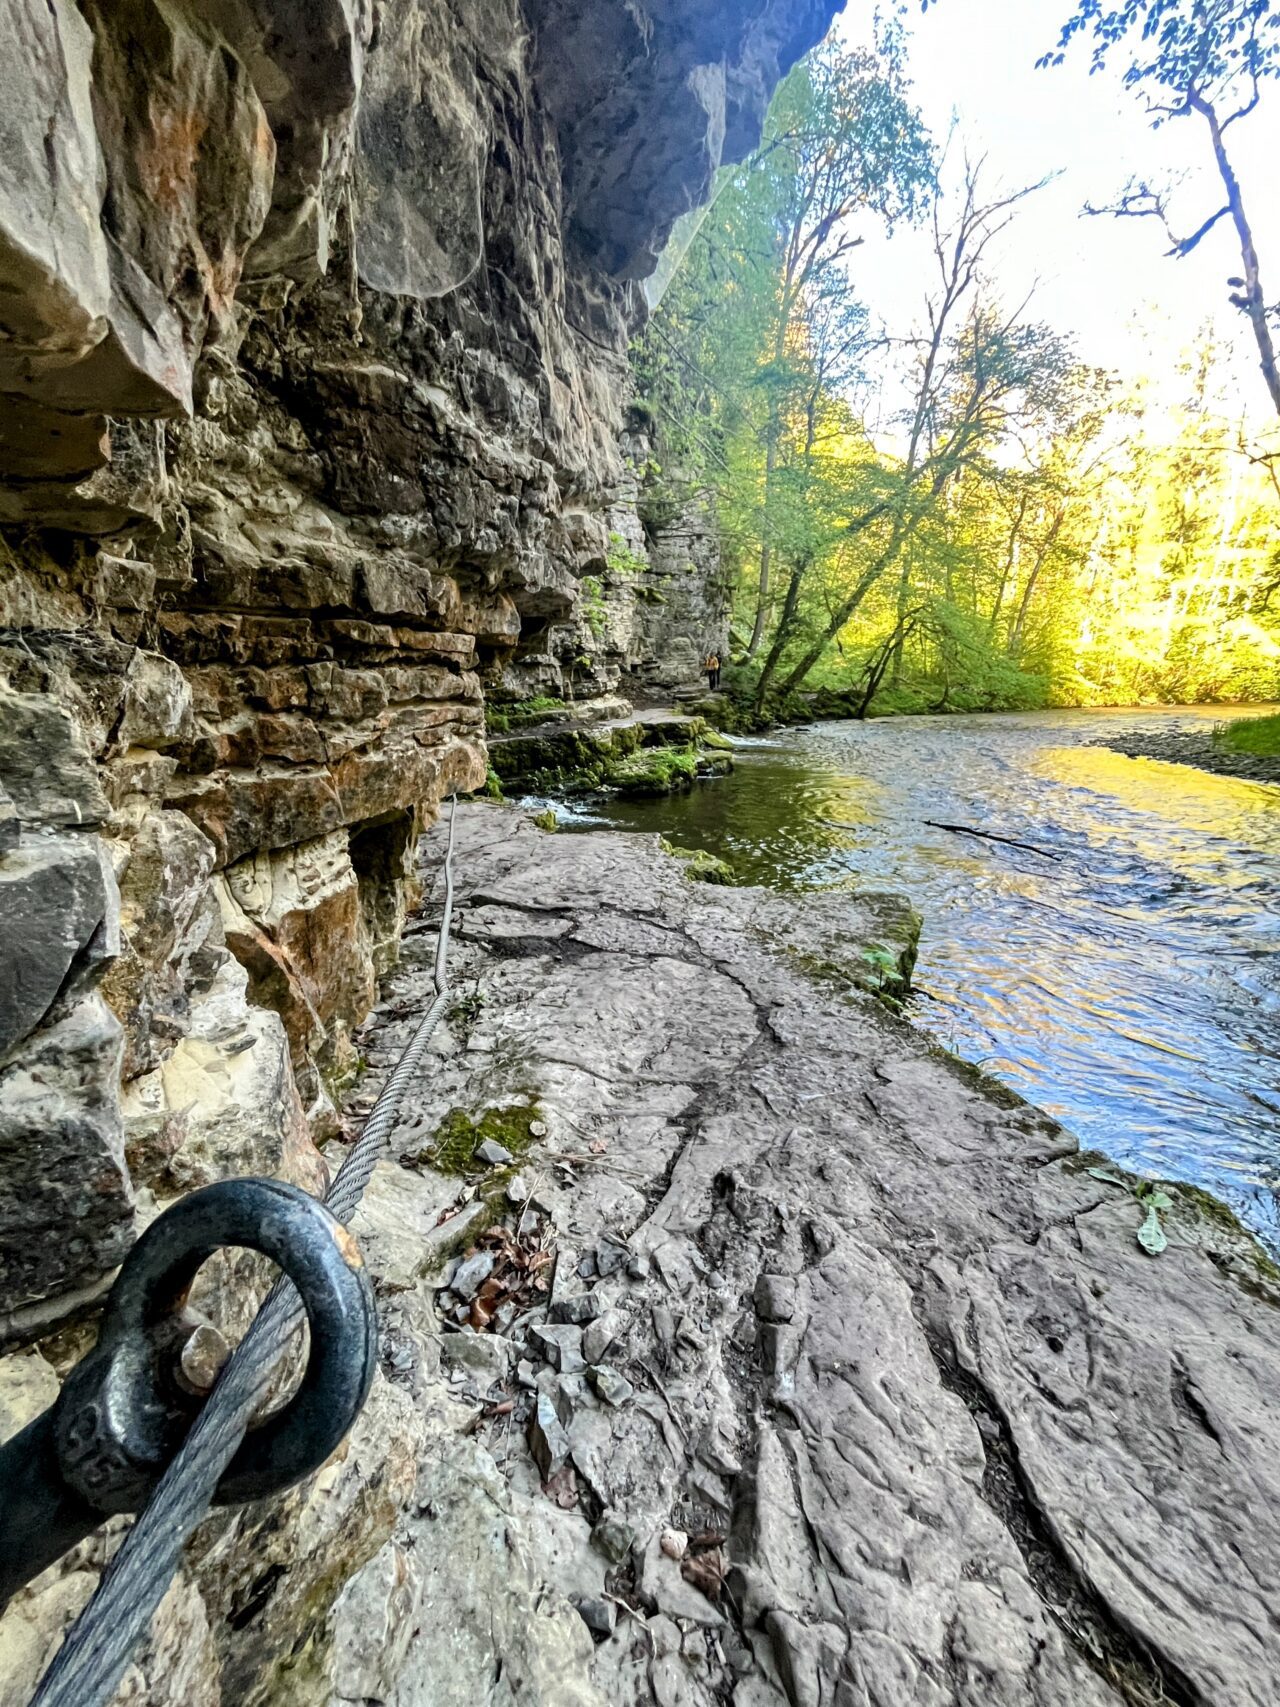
[318,803,1280,1707]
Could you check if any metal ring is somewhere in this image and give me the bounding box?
[53,1178,377,1513]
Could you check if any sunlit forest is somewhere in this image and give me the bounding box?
[632,3,1280,718]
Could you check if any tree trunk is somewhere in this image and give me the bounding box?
[777,517,914,697]
[1192,90,1280,419]
[856,615,916,716]
[754,557,808,707]
[988,491,1027,638]
[1007,508,1065,658]
[888,554,912,686]
[744,438,779,660]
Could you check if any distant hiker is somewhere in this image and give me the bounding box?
[705,651,721,690]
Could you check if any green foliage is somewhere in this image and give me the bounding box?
[449,987,486,1031]
[1044,0,1280,423]
[1216,710,1280,755]
[1136,1186,1174,1255]
[632,20,1280,717]
[633,27,935,581]
[580,575,607,637]
[1046,0,1279,107]
[485,696,569,736]
[606,532,648,577]
[858,944,901,990]
[1087,1166,1174,1254]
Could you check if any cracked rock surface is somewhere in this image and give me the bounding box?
[329,802,1280,1707]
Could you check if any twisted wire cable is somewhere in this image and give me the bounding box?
[29,798,460,1707]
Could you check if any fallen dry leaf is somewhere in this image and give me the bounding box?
[680,1550,726,1601]
[544,1466,578,1509]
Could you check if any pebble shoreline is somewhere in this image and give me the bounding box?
[1090,726,1280,786]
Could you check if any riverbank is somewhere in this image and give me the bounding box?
[547,708,1280,1249]
[698,687,1280,788]
[489,685,1280,800]
[1088,719,1280,786]
[317,803,1280,1707]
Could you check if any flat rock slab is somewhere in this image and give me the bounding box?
[341,802,1280,1707]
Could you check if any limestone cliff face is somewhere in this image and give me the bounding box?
[0,1,835,1697]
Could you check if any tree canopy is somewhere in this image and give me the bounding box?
[1044,0,1280,417]
[630,30,1280,719]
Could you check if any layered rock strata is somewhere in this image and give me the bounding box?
[0,0,829,1315]
[0,0,833,1697]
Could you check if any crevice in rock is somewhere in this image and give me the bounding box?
[916,1306,1200,1707]
[227,1564,289,1631]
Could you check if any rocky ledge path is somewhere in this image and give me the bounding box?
[331,802,1280,1707]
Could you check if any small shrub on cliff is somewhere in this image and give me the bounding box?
[606,532,648,577]
[580,575,608,636]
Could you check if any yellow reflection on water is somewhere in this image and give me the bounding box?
[1030,744,1280,855]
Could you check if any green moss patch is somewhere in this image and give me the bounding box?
[783,943,916,1007]
[660,839,737,885]
[485,696,570,736]
[490,723,643,793]
[606,745,699,796]
[490,711,733,798]
[418,1102,544,1176]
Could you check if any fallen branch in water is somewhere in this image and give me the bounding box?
[924,820,1061,861]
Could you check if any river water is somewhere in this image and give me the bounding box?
[551,704,1280,1248]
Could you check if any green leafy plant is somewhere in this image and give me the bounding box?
[859,944,900,989]
[1088,1167,1175,1255]
[449,987,486,1032]
[606,531,649,577]
[580,575,608,637]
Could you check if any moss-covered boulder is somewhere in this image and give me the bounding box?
[659,840,737,885]
[605,745,698,796]
[489,710,734,798]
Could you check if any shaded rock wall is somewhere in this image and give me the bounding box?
[0,0,836,1697]
[1,0,835,1319]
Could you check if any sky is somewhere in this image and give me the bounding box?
[832,0,1280,426]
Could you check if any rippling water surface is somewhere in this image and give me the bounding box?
[552,705,1280,1246]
